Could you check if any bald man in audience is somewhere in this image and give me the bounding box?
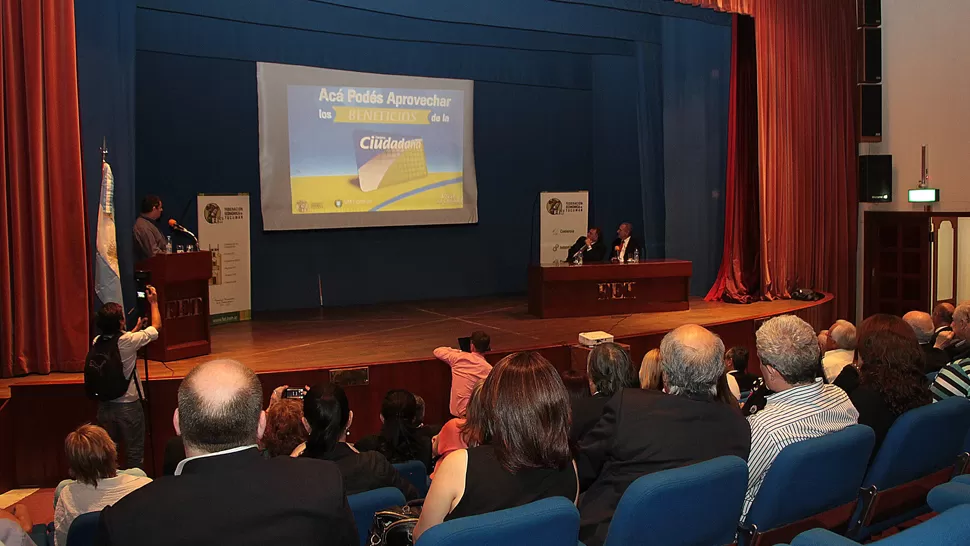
[903,311,949,373]
[95,360,357,546]
[819,320,856,383]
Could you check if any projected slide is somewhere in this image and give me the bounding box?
[257,63,477,230]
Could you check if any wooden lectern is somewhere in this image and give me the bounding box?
[136,251,212,362]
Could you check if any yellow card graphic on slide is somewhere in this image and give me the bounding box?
[291,172,463,213]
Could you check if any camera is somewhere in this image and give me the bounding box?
[134,270,151,317]
[282,387,307,399]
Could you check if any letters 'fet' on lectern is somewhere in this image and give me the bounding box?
[136,251,212,362]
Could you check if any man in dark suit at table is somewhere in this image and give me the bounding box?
[95,359,357,546]
[609,222,645,263]
[568,227,606,264]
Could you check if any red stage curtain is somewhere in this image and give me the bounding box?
[1,0,91,376]
[685,0,859,320]
[705,15,760,304]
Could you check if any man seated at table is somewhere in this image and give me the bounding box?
[568,228,606,264]
[610,222,644,263]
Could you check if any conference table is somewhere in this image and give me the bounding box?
[528,259,692,318]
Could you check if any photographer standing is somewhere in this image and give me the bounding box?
[93,286,161,469]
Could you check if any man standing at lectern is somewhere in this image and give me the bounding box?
[133,195,166,262]
[610,222,644,263]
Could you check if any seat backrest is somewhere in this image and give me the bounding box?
[746,425,876,531]
[864,397,970,490]
[348,487,406,546]
[792,504,970,546]
[66,511,102,546]
[415,496,579,546]
[604,455,748,546]
[393,460,429,497]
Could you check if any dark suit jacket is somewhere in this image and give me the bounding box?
[922,343,950,373]
[577,389,751,546]
[609,236,645,263]
[303,442,420,500]
[930,325,953,347]
[569,394,610,446]
[567,237,606,263]
[95,447,357,546]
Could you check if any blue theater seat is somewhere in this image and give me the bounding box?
[740,425,875,546]
[604,455,748,546]
[847,397,970,541]
[347,487,407,546]
[790,504,970,546]
[415,497,579,546]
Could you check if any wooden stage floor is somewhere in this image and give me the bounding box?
[0,294,834,397]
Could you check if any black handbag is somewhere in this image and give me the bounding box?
[368,500,424,546]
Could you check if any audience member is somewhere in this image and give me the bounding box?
[638,348,663,391]
[744,316,859,521]
[412,394,440,440]
[261,398,308,458]
[54,425,151,546]
[560,369,592,400]
[931,303,970,400]
[930,302,955,346]
[96,359,357,546]
[413,352,578,541]
[92,286,161,469]
[726,346,757,393]
[431,381,485,478]
[577,325,751,546]
[716,373,743,410]
[296,383,418,500]
[834,315,931,453]
[941,303,970,359]
[819,319,857,383]
[902,310,949,373]
[434,331,493,417]
[570,343,638,445]
[355,389,433,472]
[0,505,34,546]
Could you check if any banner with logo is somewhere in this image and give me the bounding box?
[198,194,252,324]
[539,191,589,265]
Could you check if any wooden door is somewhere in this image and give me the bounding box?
[864,212,931,317]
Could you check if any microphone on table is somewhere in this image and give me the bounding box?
[168,219,199,246]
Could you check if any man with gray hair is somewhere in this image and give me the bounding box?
[931,303,970,400]
[819,319,857,383]
[96,360,358,546]
[903,311,949,373]
[577,325,750,546]
[743,316,859,522]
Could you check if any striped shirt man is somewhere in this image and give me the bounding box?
[742,379,859,520]
[930,357,970,401]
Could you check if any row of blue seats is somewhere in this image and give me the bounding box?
[61,397,970,546]
[352,397,970,546]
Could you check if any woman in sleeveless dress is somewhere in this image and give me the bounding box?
[413,352,578,540]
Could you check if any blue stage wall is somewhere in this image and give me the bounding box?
[75,0,731,311]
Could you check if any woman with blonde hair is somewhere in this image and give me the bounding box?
[639,348,663,391]
[54,424,151,546]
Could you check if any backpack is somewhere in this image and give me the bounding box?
[84,334,133,401]
[368,501,423,546]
